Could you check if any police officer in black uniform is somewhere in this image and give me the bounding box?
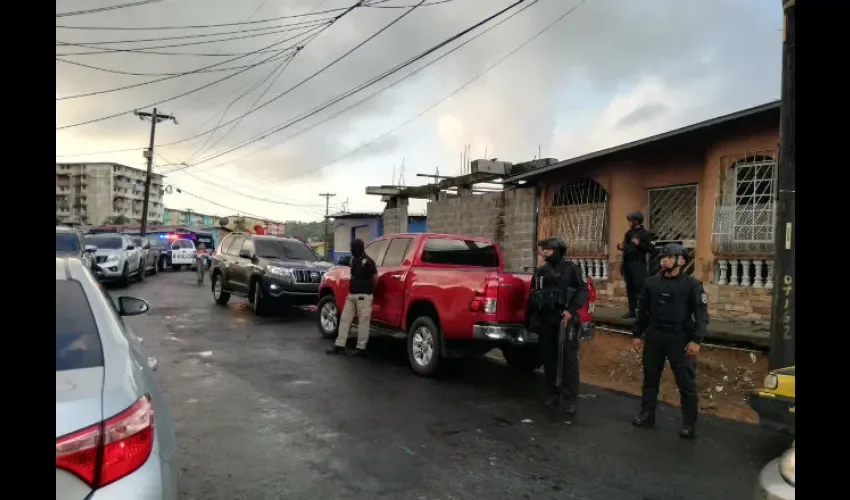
[527,237,589,416]
[631,243,709,439]
[617,211,656,319]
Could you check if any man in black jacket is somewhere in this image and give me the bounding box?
[327,239,377,357]
[527,236,589,416]
[617,211,656,318]
[631,243,710,439]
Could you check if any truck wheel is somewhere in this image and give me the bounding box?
[212,272,230,305]
[251,281,268,316]
[501,345,543,374]
[407,316,442,377]
[316,295,339,339]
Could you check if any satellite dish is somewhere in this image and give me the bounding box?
[219,217,229,227]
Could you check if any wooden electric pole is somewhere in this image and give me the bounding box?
[768,0,795,369]
[134,108,177,236]
[319,193,336,259]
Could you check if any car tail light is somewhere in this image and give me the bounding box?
[469,277,500,314]
[56,394,155,489]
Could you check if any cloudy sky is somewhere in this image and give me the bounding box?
[56,0,782,223]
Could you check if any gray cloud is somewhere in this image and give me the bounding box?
[56,0,781,219]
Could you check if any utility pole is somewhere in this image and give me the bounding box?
[134,108,177,236]
[769,0,795,369]
[319,193,336,259]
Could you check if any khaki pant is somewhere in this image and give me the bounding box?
[334,293,373,350]
[197,258,205,283]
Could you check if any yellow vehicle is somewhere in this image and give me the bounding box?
[748,366,795,435]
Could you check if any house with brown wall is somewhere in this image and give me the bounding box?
[504,101,780,324]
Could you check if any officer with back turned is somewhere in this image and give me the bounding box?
[527,237,588,417]
[617,211,656,319]
[631,243,709,439]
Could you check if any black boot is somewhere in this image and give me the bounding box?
[350,348,368,358]
[632,412,656,428]
[543,392,559,407]
[621,311,637,319]
[562,401,578,417]
[326,345,346,355]
[679,426,697,440]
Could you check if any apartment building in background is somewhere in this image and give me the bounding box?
[56,162,165,226]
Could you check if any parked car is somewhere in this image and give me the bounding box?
[755,441,794,500]
[317,233,597,376]
[85,233,145,287]
[749,366,795,435]
[209,233,332,315]
[132,237,159,276]
[162,238,197,271]
[55,257,178,500]
[56,226,97,273]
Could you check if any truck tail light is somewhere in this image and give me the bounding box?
[56,394,155,489]
[470,277,500,314]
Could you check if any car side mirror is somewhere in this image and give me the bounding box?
[238,249,252,259]
[118,296,150,316]
[84,245,97,253]
[125,245,134,251]
[337,256,351,266]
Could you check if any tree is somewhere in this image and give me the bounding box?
[104,215,128,225]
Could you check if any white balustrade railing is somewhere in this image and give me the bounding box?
[713,258,774,289]
[566,258,609,281]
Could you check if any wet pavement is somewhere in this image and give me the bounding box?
[111,272,792,500]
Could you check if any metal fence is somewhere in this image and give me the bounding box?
[712,151,777,255]
[647,184,698,275]
[540,178,608,256]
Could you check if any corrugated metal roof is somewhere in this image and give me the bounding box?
[330,212,382,219]
[505,101,780,182]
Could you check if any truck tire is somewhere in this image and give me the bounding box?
[316,295,339,339]
[212,272,230,305]
[407,316,442,377]
[250,280,269,317]
[501,345,543,374]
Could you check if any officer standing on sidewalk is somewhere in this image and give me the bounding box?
[631,243,709,439]
[617,211,656,318]
[527,237,589,417]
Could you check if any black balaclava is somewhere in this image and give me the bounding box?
[544,246,564,266]
[351,239,365,258]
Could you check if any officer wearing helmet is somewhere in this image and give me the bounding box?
[527,236,589,417]
[617,211,656,318]
[631,243,709,439]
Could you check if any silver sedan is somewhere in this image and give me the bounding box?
[56,257,178,500]
[755,441,794,500]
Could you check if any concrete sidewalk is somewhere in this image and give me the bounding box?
[593,304,770,348]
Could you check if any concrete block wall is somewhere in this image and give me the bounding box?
[382,207,408,235]
[426,187,537,270]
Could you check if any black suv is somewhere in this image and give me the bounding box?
[209,233,331,315]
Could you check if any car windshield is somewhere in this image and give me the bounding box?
[56,232,80,252]
[85,235,122,249]
[255,239,317,261]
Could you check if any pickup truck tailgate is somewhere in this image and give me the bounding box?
[494,272,531,324]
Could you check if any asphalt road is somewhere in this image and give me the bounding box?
[111,271,792,500]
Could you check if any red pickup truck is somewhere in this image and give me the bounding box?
[317,232,596,377]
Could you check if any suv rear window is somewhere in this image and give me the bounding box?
[56,280,103,371]
[56,232,81,252]
[421,238,500,267]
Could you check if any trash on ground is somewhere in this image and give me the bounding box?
[192,351,214,357]
[521,418,533,424]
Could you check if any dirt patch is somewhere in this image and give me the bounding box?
[579,330,769,423]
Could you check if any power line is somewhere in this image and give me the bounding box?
[56,26,321,101]
[153,0,427,158]
[369,0,458,7]
[165,0,529,173]
[167,185,288,223]
[173,0,542,177]
[55,20,331,57]
[57,0,163,18]
[56,50,295,76]
[55,17,334,46]
[55,2,359,129]
[276,0,586,182]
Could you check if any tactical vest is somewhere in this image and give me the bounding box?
[529,264,568,314]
